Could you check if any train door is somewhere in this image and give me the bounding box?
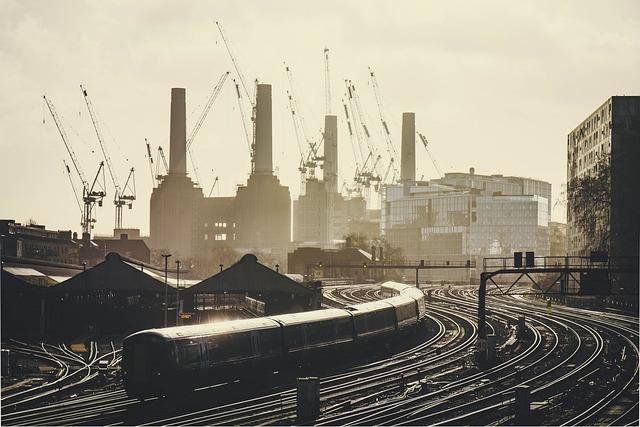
[250,330,261,364]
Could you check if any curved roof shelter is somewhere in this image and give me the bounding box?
[186,254,313,295]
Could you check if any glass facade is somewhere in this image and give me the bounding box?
[383,175,551,268]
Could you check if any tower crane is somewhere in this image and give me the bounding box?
[216,21,257,173]
[43,95,106,236]
[80,84,136,230]
[417,131,444,178]
[63,160,83,215]
[186,72,229,151]
[284,62,324,188]
[185,71,229,186]
[208,175,219,197]
[155,146,169,184]
[368,67,399,183]
[345,80,382,192]
[145,138,155,188]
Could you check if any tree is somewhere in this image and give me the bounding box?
[567,156,611,253]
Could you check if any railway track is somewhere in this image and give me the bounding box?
[1,340,121,414]
[2,283,636,426]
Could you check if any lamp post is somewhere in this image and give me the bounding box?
[161,254,172,327]
[175,260,181,326]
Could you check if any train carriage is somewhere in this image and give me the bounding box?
[346,300,397,340]
[123,281,428,399]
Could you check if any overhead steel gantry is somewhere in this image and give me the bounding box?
[307,260,476,288]
[43,95,107,236]
[476,253,639,363]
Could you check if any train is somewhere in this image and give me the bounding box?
[122,282,426,399]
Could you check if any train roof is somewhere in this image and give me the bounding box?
[399,288,425,300]
[126,317,280,341]
[380,281,414,293]
[383,295,418,307]
[269,308,350,326]
[344,299,393,314]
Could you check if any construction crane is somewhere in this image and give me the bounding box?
[324,48,331,115]
[63,160,83,215]
[155,146,169,184]
[284,62,324,189]
[187,72,229,150]
[417,131,444,178]
[184,72,229,186]
[208,175,219,197]
[216,21,257,172]
[80,84,136,230]
[368,67,399,182]
[345,80,382,193]
[145,138,155,188]
[43,95,106,236]
[381,158,396,189]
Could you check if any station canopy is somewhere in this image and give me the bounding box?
[1,257,82,289]
[51,252,167,293]
[186,254,313,295]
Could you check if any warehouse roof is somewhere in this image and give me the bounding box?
[186,254,313,295]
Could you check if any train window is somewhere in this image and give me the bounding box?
[335,317,353,341]
[259,329,281,356]
[213,332,252,362]
[306,320,335,346]
[178,340,201,366]
[285,324,307,349]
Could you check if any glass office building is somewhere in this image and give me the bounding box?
[383,169,551,281]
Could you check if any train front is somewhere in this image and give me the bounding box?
[122,330,176,399]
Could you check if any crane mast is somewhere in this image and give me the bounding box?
[43,95,106,236]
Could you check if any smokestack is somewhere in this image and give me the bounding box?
[254,84,272,174]
[169,88,187,175]
[324,115,338,193]
[400,112,415,182]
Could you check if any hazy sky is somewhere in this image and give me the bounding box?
[1,0,638,236]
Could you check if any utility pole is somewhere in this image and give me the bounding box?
[175,260,181,326]
[161,254,172,327]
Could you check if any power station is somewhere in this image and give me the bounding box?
[149,85,291,262]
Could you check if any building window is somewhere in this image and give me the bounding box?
[204,234,209,241]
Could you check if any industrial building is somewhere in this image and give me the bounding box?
[566,96,640,260]
[150,84,292,264]
[381,114,551,281]
[292,112,382,247]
